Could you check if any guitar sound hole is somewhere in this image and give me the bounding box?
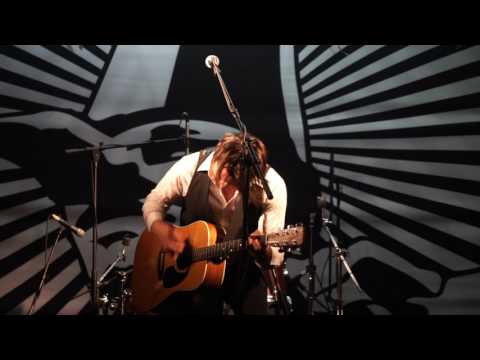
[176,245,192,270]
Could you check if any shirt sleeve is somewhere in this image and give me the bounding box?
[257,167,288,266]
[142,152,200,231]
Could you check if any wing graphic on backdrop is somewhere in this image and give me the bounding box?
[280,45,480,314]
[0,45,238,314]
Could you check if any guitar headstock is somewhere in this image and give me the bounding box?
[266,224,304,249]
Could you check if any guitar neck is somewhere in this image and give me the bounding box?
[191,239,243,262]
[189,231,299,262]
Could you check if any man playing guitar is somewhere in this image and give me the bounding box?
[139,132,289,315]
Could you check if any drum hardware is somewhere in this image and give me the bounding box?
[264,263,293,315]
[97,237,133,315]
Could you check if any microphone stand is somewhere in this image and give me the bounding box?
[322,218,362,315]
[207,58,273,238]
[65,136,184,314]
[28,228,65,315]
[327,153,334,310]
[91,145,100,314]
[182,112,190,155]
[306,212,317,315]
[208,57,283,314]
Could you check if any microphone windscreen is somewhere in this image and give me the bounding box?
[205,55,220,69]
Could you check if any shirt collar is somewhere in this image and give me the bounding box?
[197,152,214,172]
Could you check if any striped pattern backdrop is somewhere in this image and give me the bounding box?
[0,45,117,314]
[0,45,115,117]
[0,158,91,314]
[292,45,480,313]
[1,45,480,314]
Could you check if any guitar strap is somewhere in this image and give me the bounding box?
[179,149,213,225]
[186,148,212,200]
[194,148,212,173]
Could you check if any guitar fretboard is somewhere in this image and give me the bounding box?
[189,228,302,262]
[191,239,243,262]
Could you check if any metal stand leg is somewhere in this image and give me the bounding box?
[323,219,363,316]
[305,213,316,315]
[336,249,344,316]
[264,265,292,315]
[118,271,129,315]
[28,229,65,315]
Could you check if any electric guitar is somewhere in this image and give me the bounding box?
[131,220,304,313]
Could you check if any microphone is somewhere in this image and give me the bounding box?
[316,195,331,224]
[182,112,190,155]
[316,195,329,210]
[51,214,86,237]
[205,55,220,75]
[205,54,220,69]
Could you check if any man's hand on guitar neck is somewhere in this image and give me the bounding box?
[150,220,187,255]
[248,230,272,267]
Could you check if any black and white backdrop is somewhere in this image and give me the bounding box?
[1,45,479,315]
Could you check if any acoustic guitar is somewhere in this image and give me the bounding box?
[131,220,304,313]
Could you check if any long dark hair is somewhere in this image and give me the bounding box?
[212,132,268,208]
